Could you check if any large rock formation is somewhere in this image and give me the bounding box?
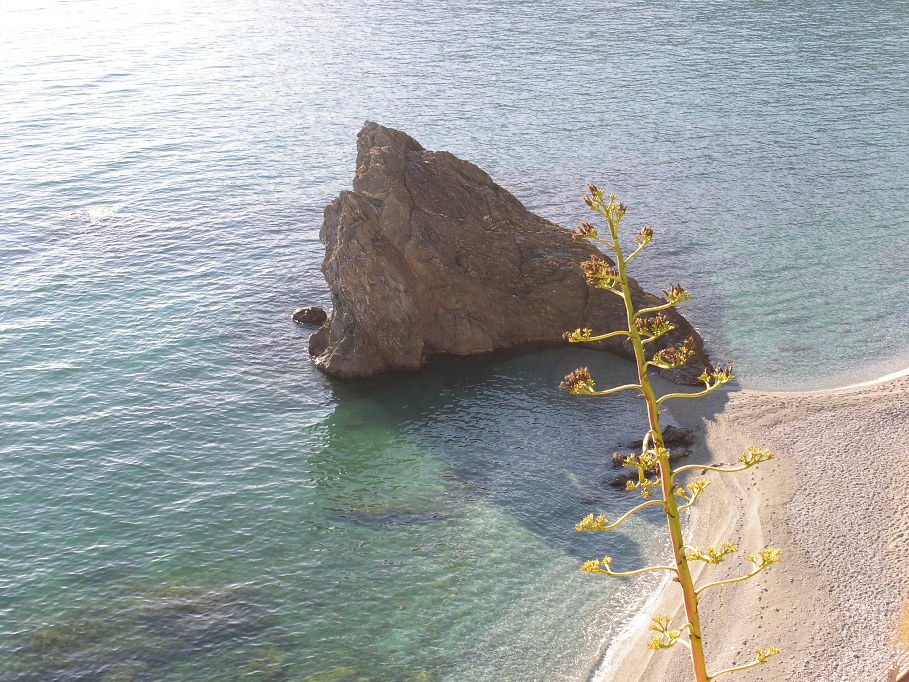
[309,122,710,383]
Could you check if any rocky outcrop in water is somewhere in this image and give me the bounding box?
[292,306,327,325]
[309,122,709,383]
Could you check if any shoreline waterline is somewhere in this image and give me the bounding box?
[816,364,909,392]
[587,572,671,682]
[733,349,909,393]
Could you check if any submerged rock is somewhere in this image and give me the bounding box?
[11,585,275,681]
[302,668,360,682]
[100,660,150,681]
[310,122,709,383]
[612,447,692,470]
[140,585,272,650]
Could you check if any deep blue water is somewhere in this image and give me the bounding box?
[1,1,908,680]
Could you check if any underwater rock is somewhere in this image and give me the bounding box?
[12,585,275,682]
[238,647,287,680]
[22,614,125,681]
[607,473,637,490]
[309,122,710,384]
[303,667,364,682]
[99,660,150,681]
[140,586,272,650]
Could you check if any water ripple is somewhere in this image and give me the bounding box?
[1,0,908,679]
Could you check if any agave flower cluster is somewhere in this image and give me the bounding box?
[560,186,782,682]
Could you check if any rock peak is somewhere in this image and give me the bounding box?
[358,121,424,156]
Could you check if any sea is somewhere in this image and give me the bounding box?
[1,1,907,680]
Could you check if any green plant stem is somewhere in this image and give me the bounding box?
[611,228,710,682]
[678,487,707,511]
[593,499,665,531]
[696,565,769,596]
[586,383,643,397]
[640,330,671,345]
[634,300,680,317]
[623,241,647,263]
[708,657,765,680]
[656,383,724,406]
[577,330,631,342]
[673,463,751,476]
[597,564,679,578]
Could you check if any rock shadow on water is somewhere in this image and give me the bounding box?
[315,348,666,559]
[303,345,734,677]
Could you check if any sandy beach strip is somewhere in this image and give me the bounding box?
[596,374,909,681]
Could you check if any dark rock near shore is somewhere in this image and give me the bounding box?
[607,473,637,490]
[292,305,328,325]
[606,448,692,488]
[309,122,710,383]
[612,446,692,470]
[620,425,696,453]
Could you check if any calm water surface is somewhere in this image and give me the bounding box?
[1,1,907,680]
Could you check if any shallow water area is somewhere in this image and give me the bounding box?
[1,342,668,680]
[1,1,908,680]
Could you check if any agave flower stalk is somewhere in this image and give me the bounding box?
[562,187,781,682]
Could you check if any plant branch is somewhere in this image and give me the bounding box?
[678,486,708,510]
[624,241,647,264]
[585,383,643,397]
[673,463,749,476]
[577,499,664,532]
[708,648,780,681]
[634,300,681,318]
[640,329,671,345]
[656,382,724,406]
[674,448,773,476]
[598,564,679,579]
[708,659,764,680]
[590,235,616,253]
[584,330,632,343]
[696,565,768,595]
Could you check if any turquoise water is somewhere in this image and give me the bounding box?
[1,1,908,680]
